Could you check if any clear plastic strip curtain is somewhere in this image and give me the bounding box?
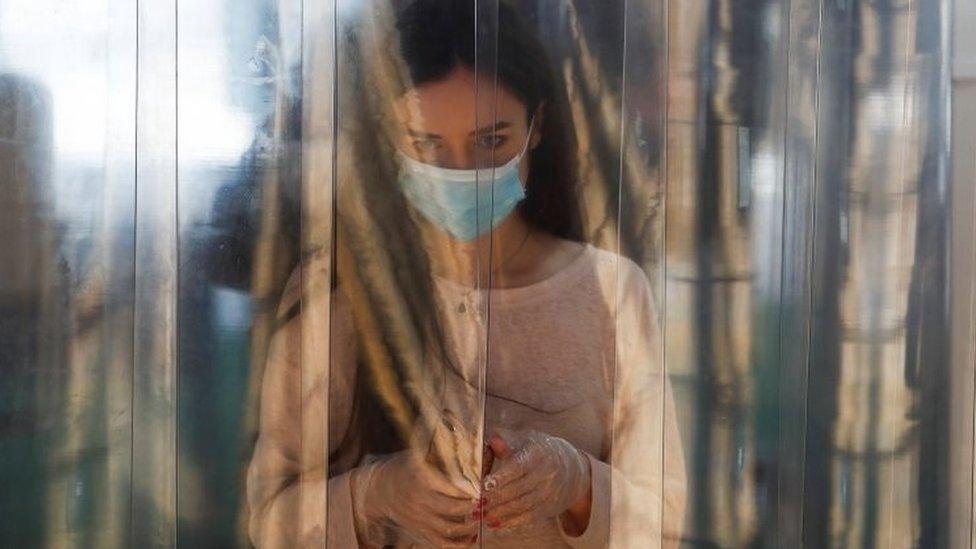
[0,0,965,547]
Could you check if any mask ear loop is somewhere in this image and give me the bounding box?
[520,115,537,159]
[514,115,536,198]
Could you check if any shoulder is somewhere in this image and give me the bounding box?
[275,251,337,321]
[269,251,358,373]
[575,243,654,301]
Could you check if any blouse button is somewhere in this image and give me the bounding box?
[457,302,467,314]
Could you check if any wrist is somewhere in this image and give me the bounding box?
[351,460,387,533]
[560,484,593,537]
[560,450,593,537]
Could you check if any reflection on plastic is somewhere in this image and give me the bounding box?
[246,1,688,547]
[0,0,963,547]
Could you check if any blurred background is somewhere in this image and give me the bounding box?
[0,0,973,547]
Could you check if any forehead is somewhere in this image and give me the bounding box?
[394,67,527,135]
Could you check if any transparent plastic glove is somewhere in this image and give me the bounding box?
[351,451,481,548]
[480,428,591,531]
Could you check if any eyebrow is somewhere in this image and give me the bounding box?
[472,121,512,135]
[405,127,440,139]
[405,121,513,139]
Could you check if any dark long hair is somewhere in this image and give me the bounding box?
[331,0,583,463]
[393,0,582,240]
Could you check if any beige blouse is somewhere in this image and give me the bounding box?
[246,243,687,548]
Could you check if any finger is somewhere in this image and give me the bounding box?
[415,462,479,500]
[403,492,474,525]
[485,477,543,519]
[482,443,495,477]
[483,464,527,494]
[404,509,478,547]
[488,427,529,455]
[492,507,539,531]
[424,492,480,520]
[483,447,536,493]
[484,469,541,509]
[488,432,512,458]
[416,490,476,524]
[427,512,480,541]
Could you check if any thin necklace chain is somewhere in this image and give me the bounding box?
[488,225,533,278]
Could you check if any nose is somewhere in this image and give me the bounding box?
[440,143,475,170]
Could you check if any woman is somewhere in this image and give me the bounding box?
[247,1,686,547]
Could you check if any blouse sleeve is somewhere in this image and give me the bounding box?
[560,258,688,548]
[245,257,364,548]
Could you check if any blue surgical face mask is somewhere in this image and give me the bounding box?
[397,118,535,241]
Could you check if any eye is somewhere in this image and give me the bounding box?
[475,134,507,150]
[412,138,440,152]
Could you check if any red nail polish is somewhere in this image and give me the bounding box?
[488,519,501,529]
[470,534,478,543]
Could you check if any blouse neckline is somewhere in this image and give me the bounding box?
[431,242,596,307]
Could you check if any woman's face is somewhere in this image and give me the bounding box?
[393,67,540,183]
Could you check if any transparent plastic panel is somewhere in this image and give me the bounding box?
[176,0,304,545]
[620,2,685,546]
[241,0,329,545]
[316,1,497,545]
[777,0,821,545]
[801,1,955,546]
[0,0,137,545]
[471,1,672,546]
[132,0,178,544]
[950,9,976,544]
[664,0,795,545]
[0,0,963,547]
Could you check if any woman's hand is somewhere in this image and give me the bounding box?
[479,429,592,534]
[352,451,481,548]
